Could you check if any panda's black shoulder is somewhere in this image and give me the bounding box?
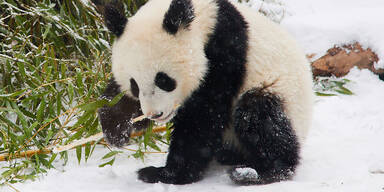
[202,0,248,93]
[172,0,249,130]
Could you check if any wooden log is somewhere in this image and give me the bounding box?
[310,42,383,77]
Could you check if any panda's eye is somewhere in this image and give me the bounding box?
[155,72,176,92]
[130,78,139,98]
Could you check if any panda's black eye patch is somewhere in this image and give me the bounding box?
[130,78,139,98]
[155,72,176,92]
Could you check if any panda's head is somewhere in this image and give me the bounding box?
[104,0,216,123]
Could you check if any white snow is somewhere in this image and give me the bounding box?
[7,68,384,192]
[232,167,259,180]
[3,0,384,191]
[243,0,286,23]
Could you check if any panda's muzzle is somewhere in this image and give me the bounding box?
[148,112,163,120]
[149,111,175,124]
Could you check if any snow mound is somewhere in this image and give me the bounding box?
[231,167,259,180]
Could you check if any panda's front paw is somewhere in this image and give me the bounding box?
[98,92,149,147]
[137,166,163,183]
[101,121,131,148]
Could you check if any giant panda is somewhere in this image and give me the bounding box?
[98,0,314,185]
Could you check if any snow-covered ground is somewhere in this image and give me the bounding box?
[4,0,384,191]
[8,69,384,192]
[282,0,384,68]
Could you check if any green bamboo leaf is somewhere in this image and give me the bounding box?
[68,83,74,104]
[48,153,58,168]
[45,66,54,85]
[36,100,46,123]
[99,158,115,168]
[147,140,161,152]
[83,114,96,131]
[60,62,67,77]
[19,107,36,119]
[26,122,39,138]
[71,111,92,130]
[87,118,99,136]
[44,129,53,146]
[108,92,125,107]
[1,170,13,178]
[34,153,40,166]
[56,91,63,115]
[84,143,91,162]
[17,62,26,79]
[144,131,150,149]
[89,142,98,161]
[60,151,69,166]
[333,81,346,87]
[102,151,122,160]
[143,121,154,149]
[38,154,51,168]
[342,79,351,83]
[0,114,20,131]
[132,150,144,161]
[21,91,49,104]
[335,86,353,95]
[315,92,337,96]
[10,103,28,130]
[78,99,109,112]
[76,70,84,93]
[0,89,26,98]
[66,127,86,144]
[76,146,82,164]
[42,24,52,39]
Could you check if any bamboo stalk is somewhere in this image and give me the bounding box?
[131,115,147,123]
[52,132,104,153]
[5,182,21,192]
[0,149,51,161]
[0,125,168,161]
[131,104,180,123]
[370,170,384,174]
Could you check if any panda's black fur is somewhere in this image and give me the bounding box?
[98,78,149,147]
[100,0,303,185]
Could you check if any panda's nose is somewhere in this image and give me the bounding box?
[148,112,163,120]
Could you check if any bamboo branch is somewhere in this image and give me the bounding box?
[5,182,21,192]
[0,125,168,161]
[131,115,147,123]
[0,149,51,161]
[370,169,384,174]
[52,132,104,153]
[131,104,180,123]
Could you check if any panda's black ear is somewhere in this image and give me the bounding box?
[163,0,195,35]
[104,1,127,37]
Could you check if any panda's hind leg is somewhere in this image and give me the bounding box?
[230,88,300,185]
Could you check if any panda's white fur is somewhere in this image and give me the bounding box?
[104,0,314,185]
[111,0,219,124]
[234,3,314,144]
[112,0,313,140]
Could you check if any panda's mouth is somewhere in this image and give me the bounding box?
[153,111,175,124]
